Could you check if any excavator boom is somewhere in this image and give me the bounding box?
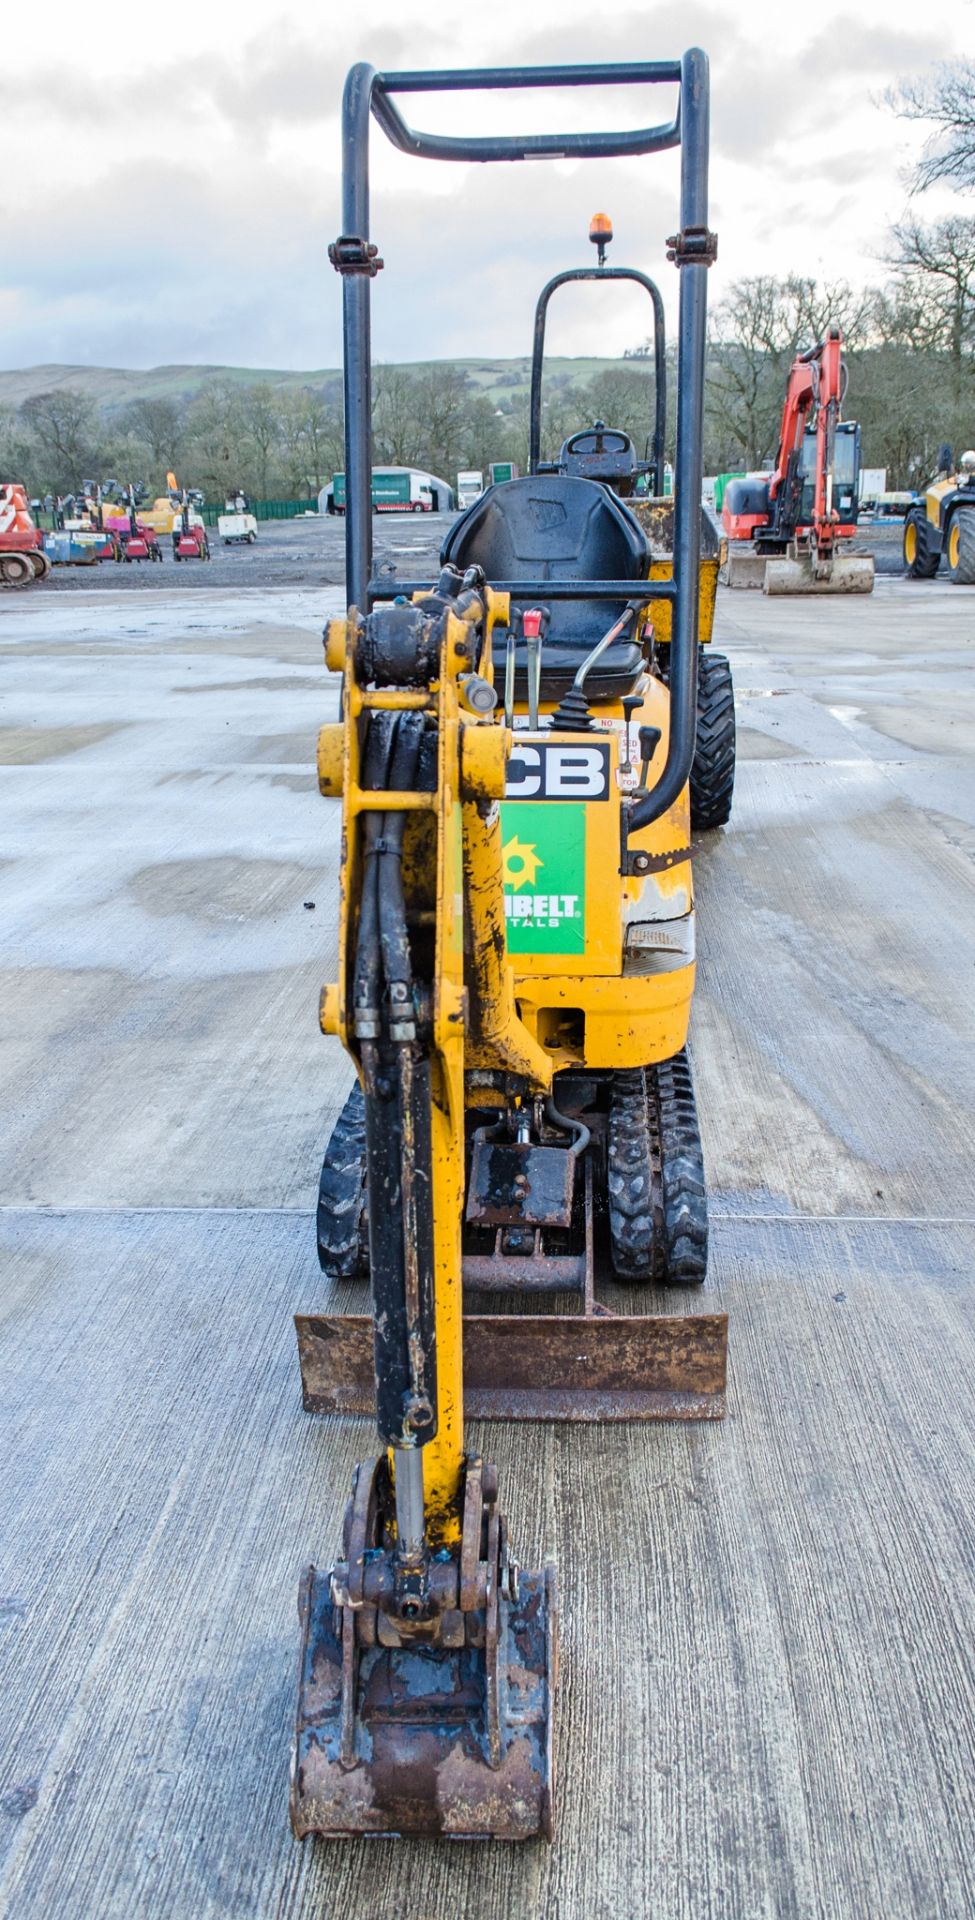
[723,326,874,593]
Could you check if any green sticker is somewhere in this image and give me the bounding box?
[500,802,586,955]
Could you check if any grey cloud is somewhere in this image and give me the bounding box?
[0,6,944,373]
[1,22,418,142]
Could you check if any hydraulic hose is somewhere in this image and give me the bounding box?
[376,713,424,1016]
[544,1095,591,1158]
[353,711,397,1032]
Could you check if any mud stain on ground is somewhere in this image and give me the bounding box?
[172,676,325,695]
[242,730,319,764]
[0,723,126,764]
[856,701,975,757]
[269,773,316,793]
[128,857,322,920]
[735,726,802,760]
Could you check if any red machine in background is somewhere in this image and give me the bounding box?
[111,488,164,563]
[172,488,210,562]
[722,326,874,594]
[0,484,51,588]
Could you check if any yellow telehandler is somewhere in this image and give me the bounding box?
[290,49,728,1843]
[903,447,975,583]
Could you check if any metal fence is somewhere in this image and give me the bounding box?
[199,498,319,528]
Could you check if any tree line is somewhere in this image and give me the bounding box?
[0,363,668,505]
[3,62,974,503]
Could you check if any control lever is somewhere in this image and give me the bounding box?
[638,724,662,789]
[620,694,643,777]
[504,634,516,730]
[521,607,548,730]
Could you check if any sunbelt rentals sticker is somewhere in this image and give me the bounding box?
[500,802,586,956]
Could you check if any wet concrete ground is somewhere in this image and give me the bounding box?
[40,507,907,593]
[1,569,973,1918]
[41,510,448,593]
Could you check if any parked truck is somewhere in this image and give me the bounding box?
[456,468,484,508]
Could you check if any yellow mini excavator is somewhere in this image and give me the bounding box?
[290,49,729,1843]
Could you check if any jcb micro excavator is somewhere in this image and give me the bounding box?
[722,326,875,594]
[290,51,728,1843]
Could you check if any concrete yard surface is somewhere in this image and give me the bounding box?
[1,571,974,1919]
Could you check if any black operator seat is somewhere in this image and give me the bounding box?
[441,473,649,699]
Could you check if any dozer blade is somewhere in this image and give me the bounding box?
[296,1309,727,1421]
[720,547,768,590]
[763,553,875,595]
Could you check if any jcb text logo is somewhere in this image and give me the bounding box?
[504,742,610,802]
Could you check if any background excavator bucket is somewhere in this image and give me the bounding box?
[763,552,875,595]
[720,547,768,589]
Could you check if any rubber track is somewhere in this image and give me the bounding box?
[690,651,736,831]
[607,1068,657,1279]
[653,1050,708,1284]
[316,1082,369,1278]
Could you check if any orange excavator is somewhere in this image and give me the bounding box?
[0,484,51,589]
[721,326,874,594]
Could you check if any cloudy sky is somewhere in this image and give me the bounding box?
[2,0,971,373]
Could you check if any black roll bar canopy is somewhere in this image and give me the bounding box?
[333,51,715,830]
[528,267,666,494]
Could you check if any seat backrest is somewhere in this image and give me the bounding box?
[441,474,648,647]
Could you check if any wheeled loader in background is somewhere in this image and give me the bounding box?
[903,448,975,583]
[290,50,729,1843]
[721,327,875,595]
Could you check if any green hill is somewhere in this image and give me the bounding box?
[0,356,639,412]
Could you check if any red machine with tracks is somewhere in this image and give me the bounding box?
[721,326,874,593]
[0,484,51,589]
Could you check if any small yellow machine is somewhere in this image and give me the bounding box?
[903,448,975,583]
[290,49,729,1843]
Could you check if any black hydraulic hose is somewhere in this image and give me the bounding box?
[377,713,424,1006]
[544,1096,591,1158]
[353,711,397,1026]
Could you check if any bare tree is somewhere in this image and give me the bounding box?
[0,408,37,488]
[706,275,876,466]
[373,367,424,468]
[278,388,343,496]
[887,61,975,194]
[121,397,185,474]
[583,367,658,452]
[412,366,475,480]
[19,389,100,492]
[885,215,975,402]
[237,384,282,499]
[184,381,250,496]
